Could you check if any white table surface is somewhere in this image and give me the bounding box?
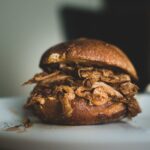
[0,94,150,150]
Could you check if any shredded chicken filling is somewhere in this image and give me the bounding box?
[24,63,140,118]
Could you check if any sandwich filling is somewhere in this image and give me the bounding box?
[24,62,141,118]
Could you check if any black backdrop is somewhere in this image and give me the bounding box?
[61,0,150,91]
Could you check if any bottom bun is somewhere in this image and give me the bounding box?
[27,97,126,125]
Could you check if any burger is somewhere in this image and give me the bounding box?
[24,38,141,125]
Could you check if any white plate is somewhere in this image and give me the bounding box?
[0,94,150,150]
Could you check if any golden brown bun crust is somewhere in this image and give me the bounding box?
[30,97,126,125]
[40,38,138,80]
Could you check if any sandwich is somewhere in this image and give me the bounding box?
[24,38,141,125]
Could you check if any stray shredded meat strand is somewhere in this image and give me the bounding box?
[23,117,32,128]
[5,118,32,132]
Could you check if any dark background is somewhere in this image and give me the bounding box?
[61,0,150,91]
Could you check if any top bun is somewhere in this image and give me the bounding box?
[39,38,138,80]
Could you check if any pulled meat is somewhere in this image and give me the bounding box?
[92,82,123,98]
[75,82,124,106]
[79,69,131,84]
[92,82,124,105]
[127,97,141,117]
[55,86,75,117]
[23,71,58,84]
[24,71,72,87]
[75,86,91,98]
[25,62,140,118]
[119,82,139,97]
